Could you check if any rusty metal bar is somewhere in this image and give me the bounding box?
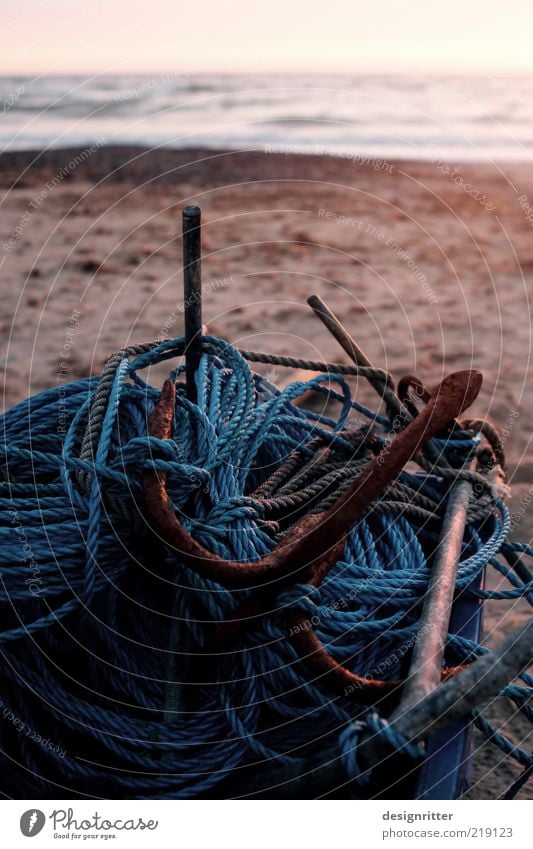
[392,617,533,743]
[304,295,456,471]
[307,294,401,415]
[182,205,203,402]
[307,294,380,373]
[390,455,477,718]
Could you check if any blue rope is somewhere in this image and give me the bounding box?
[0,336,531,798]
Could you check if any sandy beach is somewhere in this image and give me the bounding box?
[1,145,532,797]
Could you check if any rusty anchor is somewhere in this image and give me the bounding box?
[143,369,482,594]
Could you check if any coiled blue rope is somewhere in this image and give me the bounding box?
[0,336,532,798]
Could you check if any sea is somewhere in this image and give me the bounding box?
[2,72,533,161]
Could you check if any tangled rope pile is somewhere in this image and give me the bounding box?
[1,335,532,798]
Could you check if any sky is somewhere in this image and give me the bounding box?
[1,0,533,76]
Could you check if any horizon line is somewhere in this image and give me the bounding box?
[3,67,533,79]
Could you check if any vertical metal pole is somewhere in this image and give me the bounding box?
[182,205,202,402]
[159,206,203,733]
[391,456,477,720]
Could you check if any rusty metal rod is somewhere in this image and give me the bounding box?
[390,455,477,718]
[306,295,448,472]
[308,294,380,372]
[307,294,401,414]
[182,205,203,402]
[391,617,533,743]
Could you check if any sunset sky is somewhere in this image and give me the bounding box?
[1,0,533,76]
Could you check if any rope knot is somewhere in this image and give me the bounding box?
[339,711,423,784]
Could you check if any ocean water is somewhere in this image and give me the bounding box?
[2,72,533,161]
